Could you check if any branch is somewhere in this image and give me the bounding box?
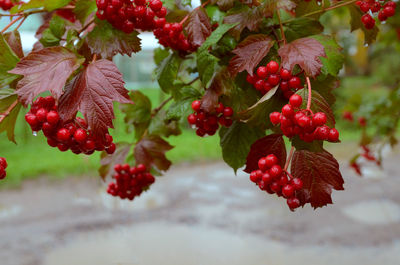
[1,16,22,34]
[306,76,312,110]
[276,10,286,45]
[0,100,19,124]
[284,146,295,171]
[152,96,173,117]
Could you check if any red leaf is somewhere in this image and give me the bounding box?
[223,5,265,38]
[185,8,212,48]
[99,142,132,181]
[9,47,83,106]
[201,68,233,112]
[134,135,173,172]
[58,59,132,141]
[4,30,24,58]
[278,37,326,78]
[291,149,344,208]
[228,34,274,76]
[244,134,286,173]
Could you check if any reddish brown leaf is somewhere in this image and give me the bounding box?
[58,59,132,141]
[99,142,132,181]
[223,5,265,38]
[244,134,286,173]
[211,0,235,10]
[228,34,274,76]
[4,31,24,58]
[185,8,212,48]
[9,47,83,106]
[134,135,173,172]
[298,89,335,128]
[291,149,344,208]
[278,37,326,78]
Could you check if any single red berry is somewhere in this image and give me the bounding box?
[262,172,273,184]
[114,164,123,172]
[314,126,330,140]
[215,103,224,114]
[84,139,96,151]
[150,0,163,11]
[289,94,303,108]
[370,2,381,12]
[0,157,7,169]
[270,112,281,125]
[266,61,279,74]
[223,107,233,117]
[296,114,311,128]
[291,178,303,190]
[328,128,339,142]
[287,197,301,209]
[265,154,278,168]
[258,157,269,172]
[267,74,280,86]
[289,76,301,89]
[36,108,48,122]
[246,74,256,84]
[282,104,294,118]
[256,66,268,79]
[187,114,197,125]
[46,111,60,125]
[270,181,280,193]
[57,143,69,152]
[359,117,367,127]
[191,100,201,112]
[137,164,146,172]
[47,138,58,147]
[280,68,292,80]
[250,170,262,183]
[359,1,370,12]
[122,163,130,172]
[196,128,206,137]
[312,112,327,126]
[378,10,388,21]
[25,114,38,127]
[269,165,282,178]
[383,6,395,17]
[57,128,71,142]
[254,80,265,91]
[74,129,87,143]
[155,6,167,17]
[280,81,289,92]
[282,184,295,198]
[0,166,6,180]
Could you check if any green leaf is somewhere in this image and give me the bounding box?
[285,18,324,42]
[197,50,219,88]
[87,19,141,58]
[74,0,97,24]
[154,47,170,66]
[166,86,202,120]
[4,31,24,58]
[11,0,70,13]
[0,89,21,143]
[295,0,331,19]
[198,22,238,53]
[45,0,70,11]
[311,34,344,77]
[148,110,182,138]
[348,5,379,45]
[40,29,61,47]
[219,121,265,173]
[50,15,66,39]
[206,5,226,24]
[120,91,152,140]
[156,53,182,93]
[0,34,19,89]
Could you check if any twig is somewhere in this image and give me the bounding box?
[276,10,286,45]
[187,77,199,86]
[152,96,173,117]
[78,17,95,34]
[1,16,22,34]
[306,76,312,110]
[14,16,26,31]
[0,100,19,124]
[284,146,295,171]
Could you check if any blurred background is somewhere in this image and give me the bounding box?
[1,7,400,265]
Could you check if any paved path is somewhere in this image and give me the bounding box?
[0,149,400,265]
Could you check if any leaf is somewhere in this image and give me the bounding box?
[120,91,152,139]
[4,31,24,58]
[49,15,67,39]
[74,0,97,25]
[58,59,132,141]
[148,111,182,138]
[211,0,235,11]
[0,34,20,89]
[9,47,83,106]
[198,22,238,52]
[277,0,296,12]
[99,142,132,180]
[0,89,22,143]
[154,47,170,65]
[11,0,70,13]
[278,37,326,78]
[348,5,379,45]
[228,34,274,76]
[166,86,202,120]
[295,0,330,20]
[311,35,344,78]
[156,53,182,93]
[134,135,173,172]
[220,121,265,173]
[223,4,265,38]
[285,18,324,42]
[196,50,219,88]
[185,8,212,48]
[244,134,286,173]
[297,89,335,127]
[291,149,344,208]
[243,85,279,112]
[87,19,141,58]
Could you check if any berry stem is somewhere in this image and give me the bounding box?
[306,76,312,110]
[284,146,295,171]
[0,100,19,124]
[276,10,286,45]
[14,16,26,31]
[1,16,22,34]
[152,96,173,117]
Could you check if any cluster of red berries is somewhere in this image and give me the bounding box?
[246,61,304,99]
[269,94,340,142]
[96,0,167,33]
[24,96,116,155]
[107,163,155,200]
[153,22,195,53]
[0,0,15,10]
[249,154,303,210]
[356,1,396,29]
[0,157,7,180]
[187,100,233,137]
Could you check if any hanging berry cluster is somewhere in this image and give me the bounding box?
[0,157,7,180]
[96,0,167,33]
[24,96,116,155]
[187,100,233,137]
[249,154,303,210]
[0,0,14,10]
[153,22,195,53]
[356,1,397,29]
[269,94,339,142]
[107,163,155,200]
[246,61,304,99]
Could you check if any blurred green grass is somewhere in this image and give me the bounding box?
[0,77,384,187]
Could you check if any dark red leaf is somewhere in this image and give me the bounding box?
[278,37,326,78]
[228,34,274,76]
[4,30,24,58]
[223,5,265,38]
[201,68,234,112]
[185,8,212,48]
[244,134,286,173]
[291,149,344,208]
[9,47,83,106]
[58,59,132,141]
[211,0,235,10]
[134,135,173,172]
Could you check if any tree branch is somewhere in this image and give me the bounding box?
[0,100,19,124]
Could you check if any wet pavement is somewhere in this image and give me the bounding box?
[0,146,400,265]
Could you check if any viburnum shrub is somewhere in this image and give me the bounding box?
[0,0,398,209]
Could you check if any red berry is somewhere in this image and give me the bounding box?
[223,107,233,117]
[74,129,87,143]
[25,114,38,127]
[282,184,295,198]
[287,197,301,209]
[296,114,311,128]
[215,103,224,114]
[84,139,96,151]
[150,0,163,11]
[328,128,339,142]
[289,76,301,89]
[258,157,269,172]
[137,164,146,172]
[246,74,256,84]
[265,154,278,168]
[256,66,268,79]
[266,61,279,74]
[359,1,370,12]
[57,143,69,152]
[57,128,71,142]
[191,100,201,112]
[269,165,282,178]
[270,181,280,193]
[312,112,327,126]
[267,74,280,86]
[289,94,303,108]
[0,157,7,169]
[378,10,388,21]
[47,138,58,147]
[0,166,6,180]
[250,170,262,183]
[187,114,197,125]
[270,112,281,125]
[36,108,48,122]
[291,178,303,190]
[46,111,60,125]
[383,6,395,17]
[280,68,292,80]
[262,172,273,184]
[282,104,294,118]
[254,80,264,91]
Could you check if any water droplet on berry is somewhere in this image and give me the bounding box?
[32,131,38,136]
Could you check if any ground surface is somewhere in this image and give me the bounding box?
[0,147,400,265]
